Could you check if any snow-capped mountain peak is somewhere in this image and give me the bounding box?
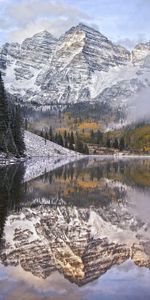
[0,23,150,122]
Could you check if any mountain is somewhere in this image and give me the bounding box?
[0,31,57,99]
[0,23,150,123]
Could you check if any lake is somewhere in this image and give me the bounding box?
[0,157,150,300]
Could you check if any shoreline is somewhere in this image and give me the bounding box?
[0,153,150,167]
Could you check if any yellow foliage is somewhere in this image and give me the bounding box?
[79,121,101,131]
[77,180,102,189]
[143,147,150,152]
[127,125,150,149]
[56,128,69,134]
[64,187,75,196]
[106,124,150,150]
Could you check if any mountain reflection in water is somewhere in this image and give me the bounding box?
[0,158,150,299]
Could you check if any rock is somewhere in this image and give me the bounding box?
[132,242,150,268]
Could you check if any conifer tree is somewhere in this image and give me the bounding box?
[0,73,17,154]
[0,72,25,156]
[113,138,119,149]
[0,72,10,152]
[70,131,75,145]
[49,126,53,141]
[11,105,26,156]
[58,133,64,146]
[25,118,28,130]
[75,138,84,153]
[106,138,111,148]
[45,131,49,140]
[64,130,67,140]
[84,144,89,154]
[90,129,94,142]
[69,140,74,150]
[119,137,125,151]
[64,139,68,148]
[54,132,58,144]
[40,130,44,138]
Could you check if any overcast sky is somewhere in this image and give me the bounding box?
[0,0,149,48]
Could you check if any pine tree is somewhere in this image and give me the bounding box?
[49,126,53,141]
[58,133,64,146]
[70,131,75,145]
[0,73,17,155]
[54,133,58,143]
[11,106,26,156]
[69,140,74,150]
[113,138,119,149]
[0,72,10,152]
[44,131,49,145]
[45,131,49,140]
[64,139,68,148]
[106,138,111,148]
[75,138,84,153]
[90,129,94,142]
[96,130,103,145]
[0,72,25,156]
[119,137,125,151]
[40,130,44,138]
[64,130,67,140]
[84,144,89,154]
[67,132,71,144]
[25,118,28,130]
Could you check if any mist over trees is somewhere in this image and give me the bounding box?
[0,72,25,157]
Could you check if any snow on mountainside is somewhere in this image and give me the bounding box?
[24,131,80,157]
[0,31,57,98]
[0,131,80,167]
[0,23,150,117]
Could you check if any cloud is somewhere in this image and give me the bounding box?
[9,17,81,42]
[0,18,9,29]
[8,0,89,25]
[0,0,90,42]
[116,34,147,50]
[0,0,150,46]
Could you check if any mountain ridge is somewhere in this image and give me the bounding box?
[0,23,150,124]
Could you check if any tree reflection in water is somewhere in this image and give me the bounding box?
[0,164,25,243]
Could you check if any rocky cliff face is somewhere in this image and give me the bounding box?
[132,42,150,65]
[0,31,57,99]
[0,23,150,119]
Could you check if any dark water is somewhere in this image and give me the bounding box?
[0,158,150,300]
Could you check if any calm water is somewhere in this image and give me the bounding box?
[0,157,150,300]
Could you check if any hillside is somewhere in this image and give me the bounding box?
[24,130,80,157]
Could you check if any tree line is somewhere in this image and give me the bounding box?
[0,72,25,157]
[38,127,89,154]
[90,130,125,150]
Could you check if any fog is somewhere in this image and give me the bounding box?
[128,86,150,123]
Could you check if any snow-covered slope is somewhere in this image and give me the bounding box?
[24,131,80,157]
[0,23,150,118]
[0,131,80,167]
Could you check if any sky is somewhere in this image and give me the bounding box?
[0,0,150,48]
